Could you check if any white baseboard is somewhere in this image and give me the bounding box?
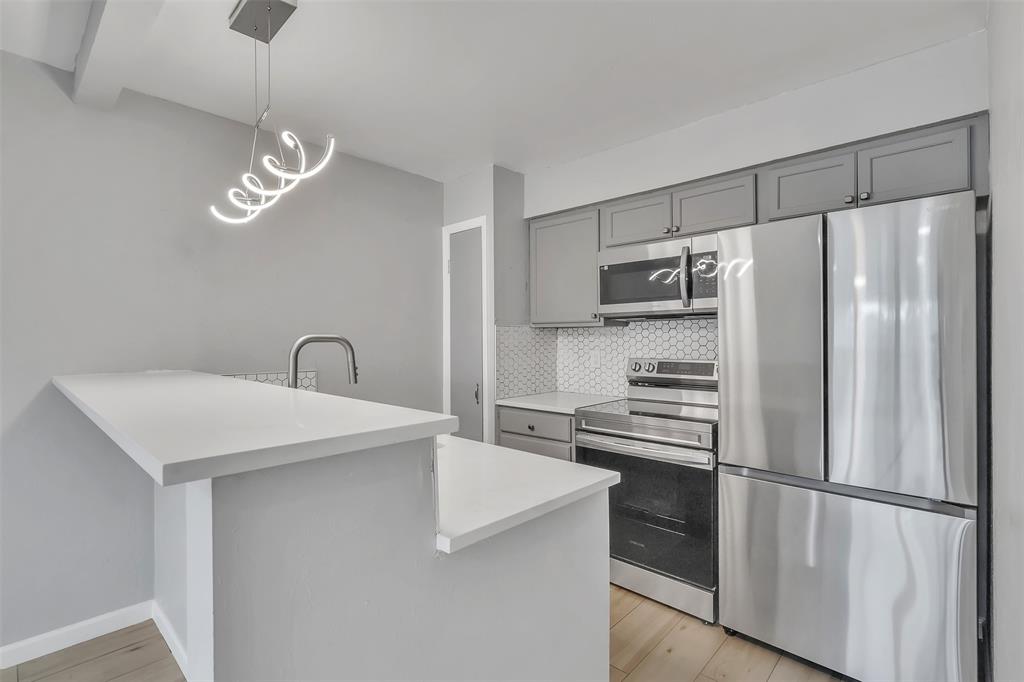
[0,600,152,668]
[150,600,189,678]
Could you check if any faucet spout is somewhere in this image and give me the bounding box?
[288,334,358,388]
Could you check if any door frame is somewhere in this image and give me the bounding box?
[441,215,495,443]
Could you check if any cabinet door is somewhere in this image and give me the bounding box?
[599,192,673,248]
[671,174,755,235]
[760,153,856,220]
[530,210,601,326]
[856,126,970,205]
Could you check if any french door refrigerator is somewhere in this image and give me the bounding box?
[717,192,979,682]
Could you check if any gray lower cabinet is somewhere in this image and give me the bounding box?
[497,406,574,461]
[856,126,970,205]
[599,192,673,247]
[759,152,856,220]
[530,210,601,326]
[671,173,756,234]
[497,432,572,461]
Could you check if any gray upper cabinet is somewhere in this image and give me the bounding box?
[530,210,601,326]
[671,174,756,234]
[599,192,673,248]
[856,126,970,205]
[760,152,856,220]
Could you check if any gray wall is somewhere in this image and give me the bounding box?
[0,51,443,645]
[987,4,1024,678]
[154,483,188,649]
[443,165,528,325]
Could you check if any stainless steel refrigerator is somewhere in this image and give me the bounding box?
[717,191,979,682]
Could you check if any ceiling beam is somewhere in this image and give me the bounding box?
[73,0,164,108]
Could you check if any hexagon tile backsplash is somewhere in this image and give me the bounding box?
[496,318,718,399]
[557,318,718,396]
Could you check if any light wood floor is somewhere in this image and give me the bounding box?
[4,586,835,681]
[610,584,840,682]
[0,620,183,682]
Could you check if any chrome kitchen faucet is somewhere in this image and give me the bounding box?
[288,334,358,388]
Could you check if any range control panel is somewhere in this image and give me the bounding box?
[626,357,719,382]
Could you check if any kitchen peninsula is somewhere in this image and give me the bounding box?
[52,370,618,681]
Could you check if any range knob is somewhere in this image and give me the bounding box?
[645,362,656,373]
[630,361,642,372]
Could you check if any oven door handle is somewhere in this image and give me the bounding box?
[576,432,713,469]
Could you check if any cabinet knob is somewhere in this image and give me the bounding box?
[859,191,871,200]
[662,227,671,234]
[843,195,854,204]
[591,312,599,319]
[671,226,681,233]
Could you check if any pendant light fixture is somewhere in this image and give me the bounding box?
[210,0,334,224]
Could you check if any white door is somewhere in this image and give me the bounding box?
[448,227,483,440]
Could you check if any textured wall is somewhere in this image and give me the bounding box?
[496,318,718,398]
[557,319,718,396]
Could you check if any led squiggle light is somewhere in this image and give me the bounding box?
[209,131,334,224]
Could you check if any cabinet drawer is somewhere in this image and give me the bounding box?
[497,407,572,442]
[856,126,970,205]
[600,192,673,248]
[671,173,755,234]
[760,152,856,220]
[498,432,573,461]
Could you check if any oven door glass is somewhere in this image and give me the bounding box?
[599,256,687,307]
[576,443,715,590]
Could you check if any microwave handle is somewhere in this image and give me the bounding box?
[679,245,691,307]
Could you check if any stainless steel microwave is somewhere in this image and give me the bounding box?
[598,235,718,318]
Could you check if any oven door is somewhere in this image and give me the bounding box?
[598,239,692,317]
[575,432,716,590]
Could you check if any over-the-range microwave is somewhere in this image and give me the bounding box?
[598,234,718,318]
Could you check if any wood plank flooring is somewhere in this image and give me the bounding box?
[1,620,183,682]
[4,586,834,681]
[610,584,841,682]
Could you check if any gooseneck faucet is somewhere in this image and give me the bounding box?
[288,334,358,388]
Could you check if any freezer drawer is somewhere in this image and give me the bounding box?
[827,191,977,505]
[719,471,977,682]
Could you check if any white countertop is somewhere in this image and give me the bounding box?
[435,435,619,553]
[494,391,619,415]
[53,370,458,485]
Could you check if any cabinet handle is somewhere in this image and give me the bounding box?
[859,191,871,200]
[843,195,854,204]
[671,226,681,233]
[528,424,536,431]
[662,227,671,234]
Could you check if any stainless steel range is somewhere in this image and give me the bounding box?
[575,358,718,622]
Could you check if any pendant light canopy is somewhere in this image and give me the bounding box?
[210,0,334,224]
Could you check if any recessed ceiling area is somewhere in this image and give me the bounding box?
[1,0,987,181]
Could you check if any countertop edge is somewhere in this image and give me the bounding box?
[435,471,619,554]
[494,392,619,415]
[53,373,459,486]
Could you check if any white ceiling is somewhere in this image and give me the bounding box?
[1,1,988,182]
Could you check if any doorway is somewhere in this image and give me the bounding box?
[442,216,492,442]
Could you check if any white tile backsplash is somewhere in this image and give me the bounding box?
[228,370,318,391]
[557,318,717,396]
[495,318,717,399]
[495,325,558,399]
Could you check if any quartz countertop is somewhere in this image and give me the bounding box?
[494,391,619,415]
[53,370,458,485]
[435,435,619,553]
